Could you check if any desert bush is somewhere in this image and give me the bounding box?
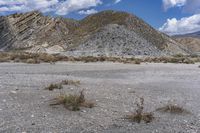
[25,58,40,64]
[156,104,189,114]
[61,80,81,86]
[125,98,154,123]
[1,52,199,64]
[45,80,81,91]
[50,90,95,111]
[173,53,185,58]
[45,83,63,91]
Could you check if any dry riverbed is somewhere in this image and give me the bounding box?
[0,62,200,133]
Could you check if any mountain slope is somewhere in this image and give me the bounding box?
[174,31,200,38]
[175,37,200,54]
[0,10,188,56]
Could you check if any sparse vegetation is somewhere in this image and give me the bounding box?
[0,52,199,64]
[45,83,63,91]
[50,90,95,111]
[45,80,81,91]
[142,56,197,64]
[61,80,81,86]
[156,104,190,114]
[125,98,154,123]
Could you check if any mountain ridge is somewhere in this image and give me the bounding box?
[0,10,189,56]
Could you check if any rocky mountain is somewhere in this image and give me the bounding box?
[175,37,200,54]
[0,10,189,56]
[174,31,200,38]
[173,31,200,54]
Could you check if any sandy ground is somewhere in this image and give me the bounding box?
[0,62,200,133]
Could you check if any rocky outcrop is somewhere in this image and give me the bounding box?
[0,17,16,50]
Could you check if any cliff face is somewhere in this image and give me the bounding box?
[0,16,16,50]
[0,11,75,51]
[0,10,189,56]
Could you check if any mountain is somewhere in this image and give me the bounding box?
[173,31,200,54]
[0,10,189,56]
[174,31,200,38]
[175,37,200,54]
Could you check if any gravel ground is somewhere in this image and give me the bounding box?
[0,62,200,133]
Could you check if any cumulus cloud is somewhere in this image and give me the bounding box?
[163,0,200,13]
[78,9,98,15]
[163,0,186,10]
[0,0,102,15]
[159,14,200,35]
[56,0,102,15]
[0,0,59,13]
[114,0,121,4]
[161,0,200,35]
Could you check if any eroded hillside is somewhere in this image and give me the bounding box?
[0,10,189,56]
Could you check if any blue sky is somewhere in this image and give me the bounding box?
[0,0,200,35]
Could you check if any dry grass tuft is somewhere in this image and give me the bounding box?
[61,80,81,86]
[125,98,154,123]
[45,83,63,91]
[25,58,40,64]
[45,80,81,91]
[156,104,189,114]
[50,90,95,111]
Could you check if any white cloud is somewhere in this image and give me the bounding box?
[163,0,186,10]
[0,0,59,13]
[114,0,121,4]
[0,0,102,15]
[56,0,102,15]
[161,0,200,35]
[159,14,200,35]
[78,9,98,15]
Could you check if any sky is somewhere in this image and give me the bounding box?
[0,0,200,35]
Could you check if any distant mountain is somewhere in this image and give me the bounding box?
[174,31,200,38]
[0,10,189,56]
[175,37,200,54]
[173,31,200,54]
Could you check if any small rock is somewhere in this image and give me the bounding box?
[31,114,34,118]
[3,99,6,102]
[81,110,87,113]
[10,91,17,94]
[0,109,2,111]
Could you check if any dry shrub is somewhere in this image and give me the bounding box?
[25,58,40,64]
[61,80,81,86]
[143,56,195,64]
[45,80,81,91]
[45,83,63,91]
[156,104,190,114]
[50,90,95,111]
[0,52,199,64]
[125,98,154,123]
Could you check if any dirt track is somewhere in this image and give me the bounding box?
[0,62,200,133]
